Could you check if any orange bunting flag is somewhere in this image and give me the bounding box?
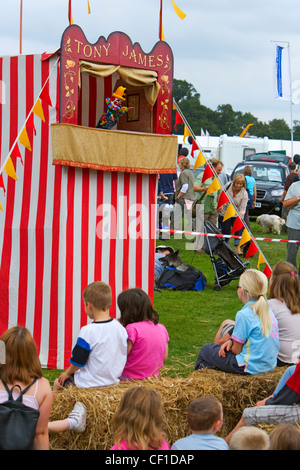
[263,265,272,278]
[174,111,183,131]
[11,143,23,164]
[0,172,5,193]
[191,139,199,158]
[183,125,191,142]
[18,128,32,151]
[4,157,17,181]
[26,113,36,135]
[223,204,236,222]
[87,0,91,14]
[0,202,2,211]
[217,191,229,209]
[32,99,45,122]
[245,241,258,259]
[40,84,52,107]
[206,177,221,195]
[257,252,266,269]
[201,164,214,182]
[171,0,186,20]
[239,228,251,247]
[193,151,206,171]
[231,217,244,234]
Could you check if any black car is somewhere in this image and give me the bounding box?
[230,160,289,217]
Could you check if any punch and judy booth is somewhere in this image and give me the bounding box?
[0,26,177,368]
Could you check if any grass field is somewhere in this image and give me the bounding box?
[44,220,290,384]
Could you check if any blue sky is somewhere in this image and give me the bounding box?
[1,0,300,128]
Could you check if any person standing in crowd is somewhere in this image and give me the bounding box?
[243,165,256,230]
[174,157,195,232]
[282,178,300,274]
[280,161,299,229]
[193,159,223,254]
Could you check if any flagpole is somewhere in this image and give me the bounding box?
[19,0,23,54]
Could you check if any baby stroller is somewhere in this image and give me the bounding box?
[203,221,249,291]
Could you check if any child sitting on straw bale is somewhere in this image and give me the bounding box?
[117,288,169,380]
[48,282,128,434]
[269,423,300,450]
[110,386,170,450]
[171,397,229,450]
[194,269,279,375]
[225,361,300,445]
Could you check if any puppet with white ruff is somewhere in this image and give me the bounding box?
[96,86,132,130]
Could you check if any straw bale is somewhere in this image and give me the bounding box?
[49,367,287,450]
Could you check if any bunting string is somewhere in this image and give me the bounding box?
[173,100,272,274]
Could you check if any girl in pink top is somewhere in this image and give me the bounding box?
[117,288,169,380]
[110,386,170,450]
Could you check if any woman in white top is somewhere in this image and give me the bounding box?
[0,327,53,449]
[268,260,300,366]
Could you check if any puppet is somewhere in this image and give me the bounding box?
[96,86,133,130]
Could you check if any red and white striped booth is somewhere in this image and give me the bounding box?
[0,26,177,369]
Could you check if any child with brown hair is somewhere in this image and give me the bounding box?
[110,386,170,450]
[269,423,300,450]
[171,396,229,450]
[53,281,128,390]
[117,288,169,380]
[0,327,53,450]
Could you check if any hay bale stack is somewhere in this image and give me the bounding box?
[49,367,286,450]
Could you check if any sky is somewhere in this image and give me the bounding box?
[0,0,300,131]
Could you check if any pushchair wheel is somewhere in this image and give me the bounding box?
[213,283,222,291]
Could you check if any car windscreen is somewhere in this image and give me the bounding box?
[232,165,285,184]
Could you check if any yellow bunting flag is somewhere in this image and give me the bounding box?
[183,125,191,142]
[240,123,253,138]
[87,0,91,14]
[193,151,206,171]
[32,99,45,122]
[4,157,17,181]
[0,203,2,211]
[18,128,31,151]
[223,204,236,222]
[171,0,186,19]
[239,228,251,247]
[206,177,221,195]
[257,252,266,269]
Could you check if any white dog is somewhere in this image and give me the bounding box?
[256,214,285,235]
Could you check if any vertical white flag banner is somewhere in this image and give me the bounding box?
[274,43,291,101]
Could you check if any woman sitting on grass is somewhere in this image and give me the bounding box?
[194,269,280,375]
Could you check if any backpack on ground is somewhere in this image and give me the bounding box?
[0,377,40,450]
[158,266,206,291]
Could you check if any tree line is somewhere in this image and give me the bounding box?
[172,79,300,140]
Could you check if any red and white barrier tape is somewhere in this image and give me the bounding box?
[157,228,300,244]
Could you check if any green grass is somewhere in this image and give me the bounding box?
[43,220,289,384]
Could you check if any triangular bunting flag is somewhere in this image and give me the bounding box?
[223,204,236,222]
[191,139,199,158]
[40,84,52,107]
[263,265,272,278]
[18,128,32,151]
[11,143,23,164]
[171,0,186,20]
[231,217,244,234]
[206,177,221,195]
[183,125,191,142]
[174,111,183,131]
[193,151,206,171]
[4,157,17,181]
[0,172,5,193]
[32,99,45,122]
[217,191,229,209]
[202,164,214,182]
[87,0,91,14]
[257,252,266,269]
[26,113,36,135]
[239,228,252,247]
[245,241,258,259]
[0,202,2,211]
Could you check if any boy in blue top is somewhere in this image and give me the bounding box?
[171,397,229,450]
